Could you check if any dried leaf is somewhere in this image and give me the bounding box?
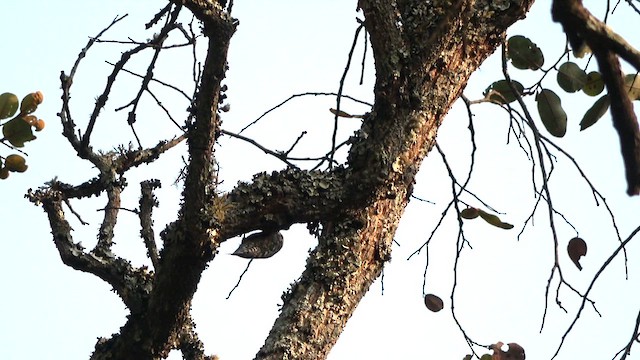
[568,237,587,270]
[329,108,354,118]
[491,342,525,360]
[424,293,443,312]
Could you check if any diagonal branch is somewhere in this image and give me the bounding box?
[255,1,535,358]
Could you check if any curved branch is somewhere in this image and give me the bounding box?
[27,189,151,312]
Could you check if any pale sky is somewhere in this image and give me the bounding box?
[2,1,640,359]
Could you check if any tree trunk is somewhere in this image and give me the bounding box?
[255,0,534,358]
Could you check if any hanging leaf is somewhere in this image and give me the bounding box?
[491,342,526,360]
[580,95,610,131]
[480,355,492,360]
[557,62,587,93]
[477,209,514,229]
[329,108,355,118]
[484,80,524,104]
[424,293,444,312]
[0,92,19,120]
[19,91,44,115]
[582,71,605,96]
[536,89,567,137]
[2,117,36,147]
[568,237,587,270]
[507,35,544,70]
[624,74,640,100]
[573,42,591,58]
[4,154,27,173]
[463,355,473,360]
[460,207,480,219]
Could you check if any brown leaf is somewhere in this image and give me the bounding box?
[568,237,587,270]
[424,293,443,312]
[329,108,354,118]
[491,342,525,360]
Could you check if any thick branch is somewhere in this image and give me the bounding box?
[256,1,534,358]
[256,197,403,359]
[593,49,640,195]
[218,168,349,240]
[88,3,237,358]
[143,13,236,358]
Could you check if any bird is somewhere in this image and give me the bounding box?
[231,231,283,259]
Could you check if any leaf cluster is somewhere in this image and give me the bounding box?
[484,35,639,138]
[0,91,45,180]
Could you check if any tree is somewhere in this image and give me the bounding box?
[13,0,640,359]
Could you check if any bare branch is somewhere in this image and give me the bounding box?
[140,180,161,270]
[552,225,640,359]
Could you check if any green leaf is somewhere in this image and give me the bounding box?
[2,117,36,147]
[582,71,605,96]
[0,92,19,120]
[624,74,640,100]
[536,89,567,137]
[507,35,544,70]
[580,95,610,131]
[484,80,524,104]
[480,354,493,360]
[478,209,514,230]
[557,62,587,93]
[460,207,480,219]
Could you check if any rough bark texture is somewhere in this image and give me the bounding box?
[255,0,534,358]
[28,0,535,359]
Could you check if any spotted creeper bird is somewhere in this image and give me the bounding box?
[232,231,283,259]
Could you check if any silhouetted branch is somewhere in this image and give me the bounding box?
[615,307,640,360]
[552,225,640,359]
[239,92,371,134]
[330,22,365,168]
[226,259,253,299]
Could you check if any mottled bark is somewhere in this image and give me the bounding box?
[255,0,534,358]
[90,2,237,359]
